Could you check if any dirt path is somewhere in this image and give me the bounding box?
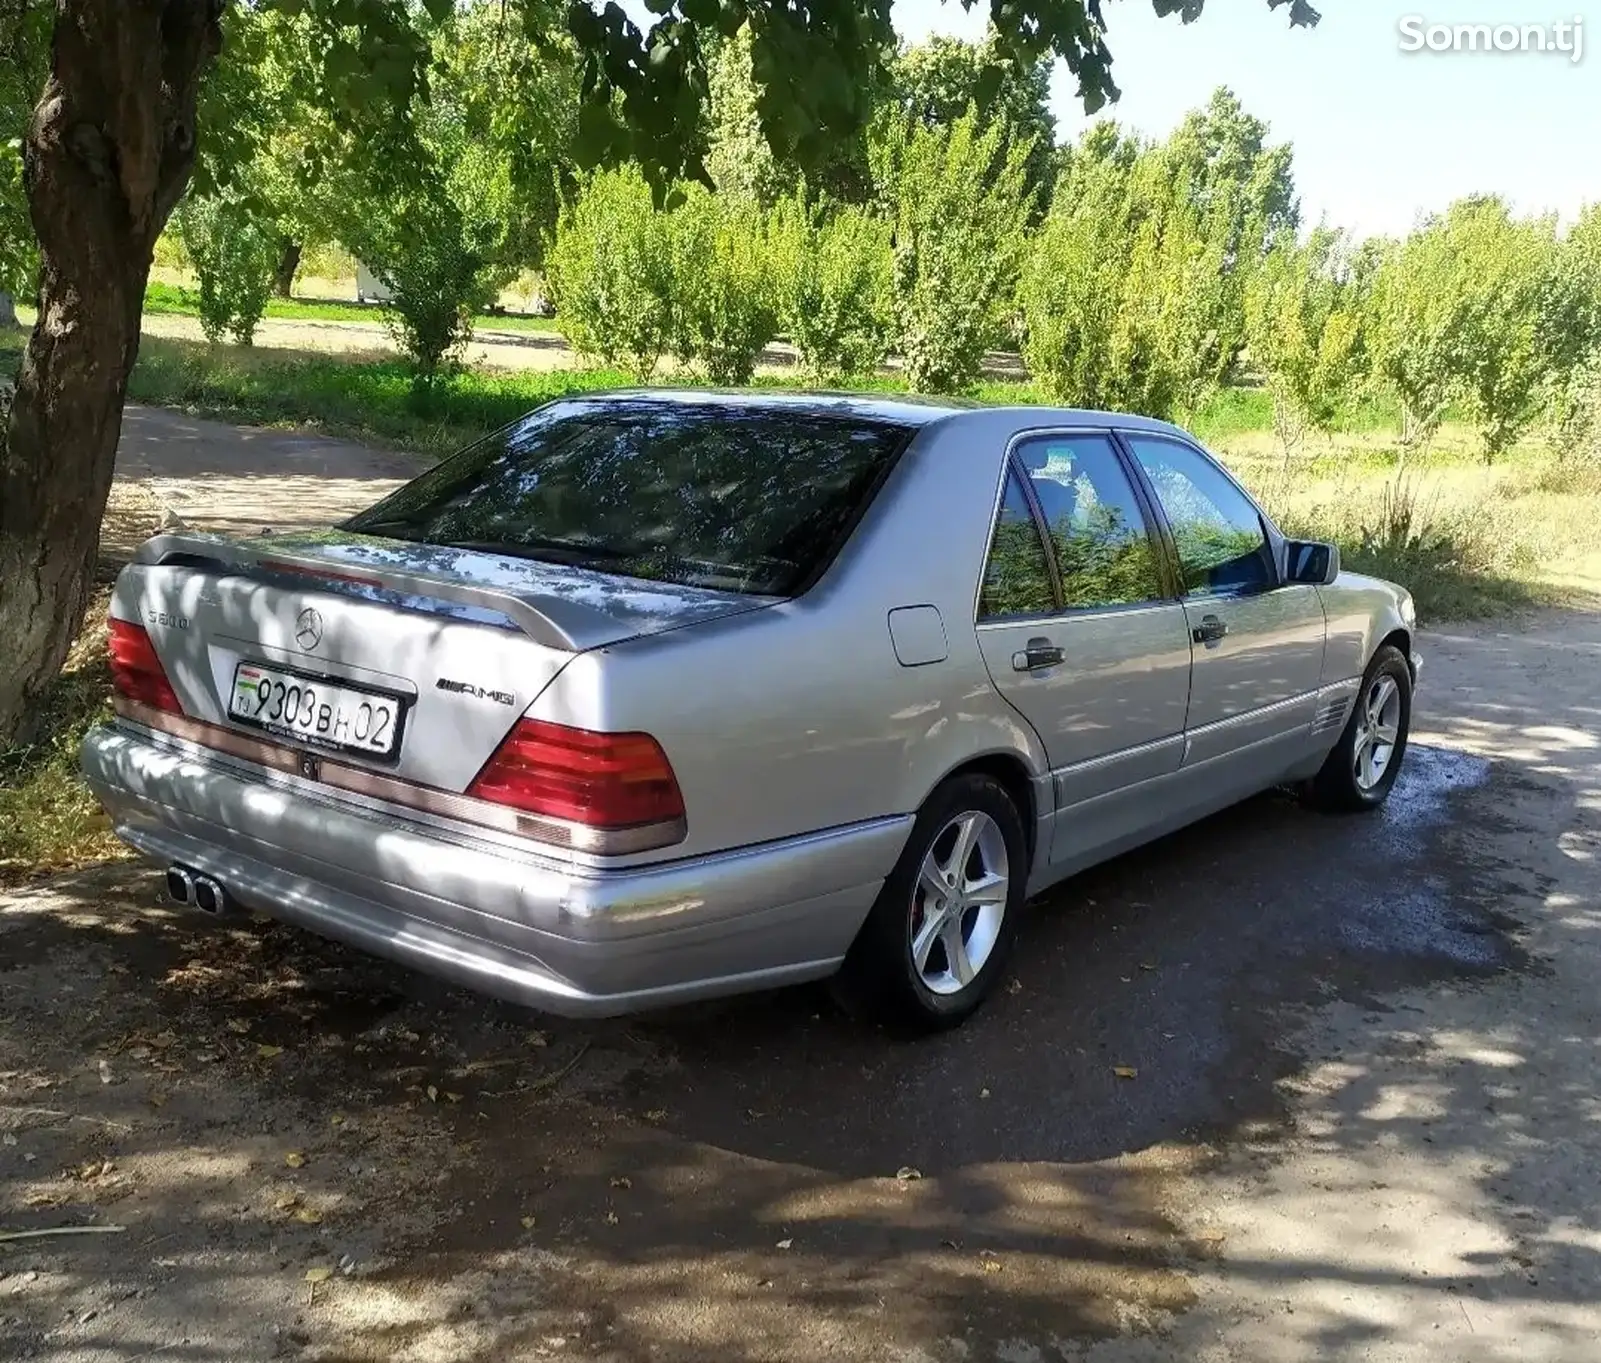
[111,404,418,541]
[4,413,1598,1362]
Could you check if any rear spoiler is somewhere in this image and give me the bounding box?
[132,533,590,651]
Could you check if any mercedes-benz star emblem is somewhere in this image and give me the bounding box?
[294,607,324,650]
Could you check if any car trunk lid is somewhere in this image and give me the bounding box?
[113,529,774,793]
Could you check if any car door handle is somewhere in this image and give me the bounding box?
[1012,638,1065,671]
[1192,614,1228,645]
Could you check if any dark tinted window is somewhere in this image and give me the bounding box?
[1017,434,1164,609]
[979,471,1055,619]
[344,401,913,596]
[1124,435,1274,596]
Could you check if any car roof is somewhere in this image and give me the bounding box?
[559,388,1193,438]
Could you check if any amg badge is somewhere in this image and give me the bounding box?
[436,677,517,707]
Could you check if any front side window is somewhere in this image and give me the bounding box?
[979,470,1056,619]
[1123,435,1275,596]
[1016,434,1165,610]
[344,400,915,596]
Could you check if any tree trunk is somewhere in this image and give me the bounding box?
[272,237,302,298]
[0,293,15,328]
[0,1,222,745]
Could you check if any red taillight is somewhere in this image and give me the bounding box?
[467,719,685,830]
[107,619,183,714]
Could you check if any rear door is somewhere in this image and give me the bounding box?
[1119,433,1326,774]
[974,431,1194,865]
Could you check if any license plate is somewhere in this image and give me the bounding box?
[229,662,404,758]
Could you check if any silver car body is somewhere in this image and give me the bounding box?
[81,392,1419,1015]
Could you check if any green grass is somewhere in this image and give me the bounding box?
[119,335,1058,457]
[141,280,562,333]
[0,605,132,886]
[126,336,636,456]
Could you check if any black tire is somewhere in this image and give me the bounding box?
[1306,643,1413,812]
[837,773,1027,1033]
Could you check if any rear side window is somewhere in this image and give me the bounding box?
[345,400,914,596]
[979,471,1056,619]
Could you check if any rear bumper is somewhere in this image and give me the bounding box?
[80,723,907,1017]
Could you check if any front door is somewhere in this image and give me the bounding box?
[1120,433,1327,779]
[974,432,1194,867]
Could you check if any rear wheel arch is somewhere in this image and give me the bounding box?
[927,751,1040,864]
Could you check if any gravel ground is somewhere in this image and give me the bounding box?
[1,416,1597,1363]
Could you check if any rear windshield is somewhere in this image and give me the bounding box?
[344,400,915,596]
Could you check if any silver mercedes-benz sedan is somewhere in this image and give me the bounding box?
[82,391,1420,1030]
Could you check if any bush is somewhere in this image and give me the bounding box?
[545,166,675,380]
[667,187,778,385]
[1,136,35,313]
[871,110,1036,394]
[350,189,499,385]
[770,193,893,384]
[1021,141,1227,423]
[175,194,278,345]
[1543,349,1601,465]
[1265,474,1535,622]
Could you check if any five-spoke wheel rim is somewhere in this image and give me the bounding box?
[1353,673,1404,792]
[908,811,1009,996]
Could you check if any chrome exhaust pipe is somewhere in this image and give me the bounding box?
[165,866,194,905]
[191,874,227,916]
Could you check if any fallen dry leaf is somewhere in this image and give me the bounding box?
[776,1239,793,1250]
[1139,962,1157,972]
[520,1216,537,1230]
[1005,979,1022,996]
[330,1115,345,1127]
[979,1087,991,1099]
[426,1085,439,1103]
[1113,1066,1138,1080]
[445,1091,463,1104]
[293,1208,323,1226]
[274,1193,301,1212]
[603,1211,619,1226]
[257,1044,284,1060]
[226,1020,251,1035]
[284,1152,306,1169]
[304,1267,334,1284]
[1196,1229,1227,1244]
[527,1030,549,1048]
[895,1166,922,1182]
[609,1176,632,1190]
[643,1109,667,1122]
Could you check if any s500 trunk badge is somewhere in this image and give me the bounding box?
[294,607,324,650]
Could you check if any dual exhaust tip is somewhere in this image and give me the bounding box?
[165,865,233,917]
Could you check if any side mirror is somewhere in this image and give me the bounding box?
[1286,539,1340,586]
